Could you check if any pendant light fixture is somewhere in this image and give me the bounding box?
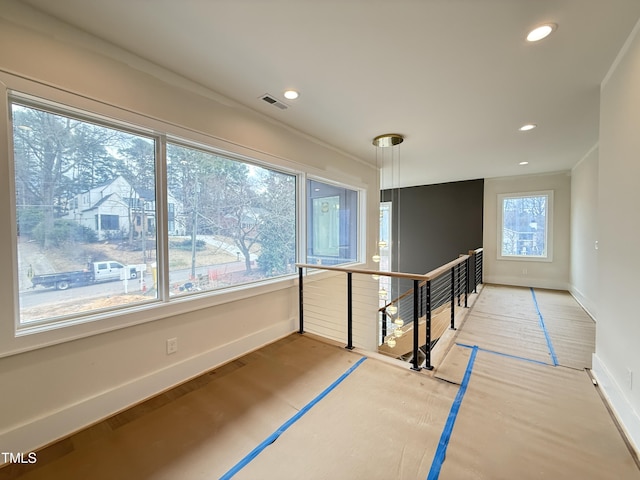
[372,134,404,348]
[373,134,404,148]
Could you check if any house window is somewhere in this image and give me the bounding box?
[306,179,359,265]
[11,99,158,324]
[166,142,296,296]
[100,214,119,230]
[498,191,553,261]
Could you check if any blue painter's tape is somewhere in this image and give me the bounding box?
[427,345,478,480]
[530,288,559,366]
[456,343,550,366]
[219,356,367,479]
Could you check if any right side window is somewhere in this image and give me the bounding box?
[306,179,359,266]
[498,191,552,260]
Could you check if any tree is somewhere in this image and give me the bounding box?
[13,106,77,248]
[12,104,124,248]
[257,172,296,276]
[212,159,259,273]
[167,143,276,275]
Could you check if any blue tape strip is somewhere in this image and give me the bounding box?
[530,288,559,366]
[219,356,368,480]
[456,343,550,366]
[427,345,478,480]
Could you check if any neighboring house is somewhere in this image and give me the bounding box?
[64,175,184,240]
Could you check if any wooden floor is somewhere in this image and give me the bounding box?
[2,284,639,479]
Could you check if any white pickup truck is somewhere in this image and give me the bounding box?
[30,261,139,290]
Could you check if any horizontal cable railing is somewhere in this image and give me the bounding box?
[469,248,484,293]
[296,247,483,372]
[379,255,469,369]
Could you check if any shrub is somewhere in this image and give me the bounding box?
[16,207,44,236]
[32,219,98,246]
[171,238,206,251]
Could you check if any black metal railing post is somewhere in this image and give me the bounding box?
[346,272,354,350]
[411,279,421,371]
[464,256,469,308]
[450,267,456,330]
[456,263,462,306]
[472,251,478,293]
[298,267,304,334]
[424,279,433,370]
[381,309,387,342]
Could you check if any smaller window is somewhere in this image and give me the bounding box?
[100,214,119,230]
[306,179,359,266]
[498,191,553,261]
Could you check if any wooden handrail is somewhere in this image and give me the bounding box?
[423,255,469,281]
[376,255,471,313]
[469,247,483,255]
[296,254,469,282]
[299,255,471,316]
[295,263,429,281]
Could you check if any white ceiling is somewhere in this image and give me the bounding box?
[18,0,640,188]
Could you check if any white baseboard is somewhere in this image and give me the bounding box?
[1,318,296,455]
[592,353,640,455]
[568,285,597,321]
[483,275,568,291]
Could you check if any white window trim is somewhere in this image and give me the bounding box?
[0,71,324,357]
[306,175,366,267]
[496,190,554,262]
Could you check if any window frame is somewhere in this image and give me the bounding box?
[164,138,299,297]
[9,93,165,328]
[2,73,338,356]
[497,190,554,262]
[305,176,364,267]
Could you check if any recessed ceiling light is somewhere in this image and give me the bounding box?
[519,124,537,131]
[519,161,529,165]
[527,23,557,42]
[283,90,299,100]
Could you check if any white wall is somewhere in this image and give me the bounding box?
[593,18,640,451]
[569,146,599,318]
[0,2,378,454]
[302,272,379,351]
[483,172,571,290]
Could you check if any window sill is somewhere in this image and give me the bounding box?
[4,275,298,358]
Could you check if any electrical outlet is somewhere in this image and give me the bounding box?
[627,368,633,390]
[522,268,528,275]
[166,337,178,355]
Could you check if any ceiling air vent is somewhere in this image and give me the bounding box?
[260,94,289,110]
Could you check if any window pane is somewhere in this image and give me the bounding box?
[501,194,547,257]
[12,102,158,324]
[166,143,296,295]
[306,180,358,265]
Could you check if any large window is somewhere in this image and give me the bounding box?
[5,86,366,343]
[9,94,299,329]
[498,191,553,260]
[12,100,159,324]
[166,143,296,295]
[306,179,359,265]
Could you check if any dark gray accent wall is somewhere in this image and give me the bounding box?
[381,178,484,275]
